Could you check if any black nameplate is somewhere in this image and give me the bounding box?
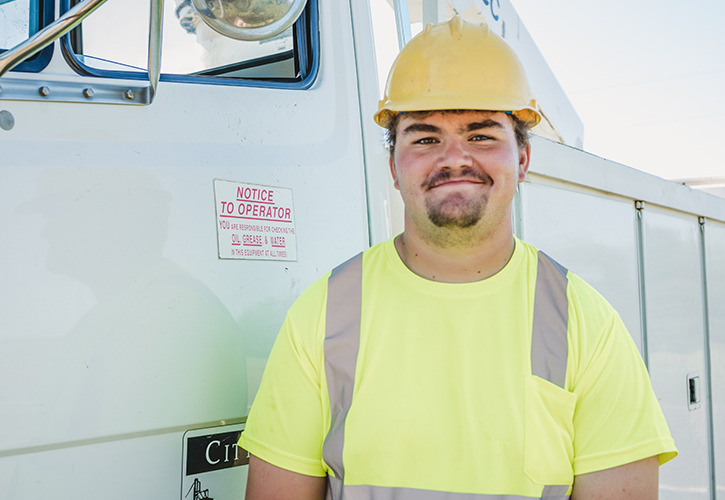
[186,430,249,476]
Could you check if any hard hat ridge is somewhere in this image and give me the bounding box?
[447,14,483,40]
[374,15,541,129]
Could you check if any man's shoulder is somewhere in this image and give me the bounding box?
[515,239,618,318]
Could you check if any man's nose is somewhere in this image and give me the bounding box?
[437,137,473,171]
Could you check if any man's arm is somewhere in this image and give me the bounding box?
[245,454,327,500]
[571,456,659,500]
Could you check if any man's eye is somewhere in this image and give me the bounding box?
[470,134,492,142]
[414,137,438,145]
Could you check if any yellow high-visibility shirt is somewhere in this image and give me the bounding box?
[239,237,676,496]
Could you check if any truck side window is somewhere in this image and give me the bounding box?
[62,0,317,87]
[0,0,53,71]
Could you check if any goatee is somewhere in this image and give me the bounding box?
[423,168,491,228]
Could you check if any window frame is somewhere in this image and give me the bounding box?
[59,0,319,89]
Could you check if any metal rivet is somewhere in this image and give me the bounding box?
[124,89,135,100]
[83,88,94,99]
[39,86,51,97]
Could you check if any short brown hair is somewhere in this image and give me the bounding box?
[384,110,531,157]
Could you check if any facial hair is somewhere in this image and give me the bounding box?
[422,168,492,228]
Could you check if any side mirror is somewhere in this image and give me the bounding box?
[190,0,308,41]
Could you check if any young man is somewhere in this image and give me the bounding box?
[239,16,677,499]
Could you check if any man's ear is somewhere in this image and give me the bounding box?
[389,156,400,190]
[518,143,531,182]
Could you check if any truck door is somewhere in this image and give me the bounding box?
[0,1,384,497]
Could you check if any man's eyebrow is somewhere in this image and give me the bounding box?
[401,123,441,135]
[463,119,506,132]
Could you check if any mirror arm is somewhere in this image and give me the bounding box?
[148,0,164,99]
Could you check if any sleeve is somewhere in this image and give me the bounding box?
[567,276,677,476]
[238,278,330,477]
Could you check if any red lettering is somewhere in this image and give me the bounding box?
[236,186,275,203]
[221,201,234,214]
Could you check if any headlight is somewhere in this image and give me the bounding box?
[190,0,308,41]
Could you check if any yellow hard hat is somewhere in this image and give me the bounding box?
[374,16,541,128]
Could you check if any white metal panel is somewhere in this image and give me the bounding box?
[1,432,184,497]
[518,180,643,353]
[704,219,725,497]
[0,1,375,497]
[529,136,725,223]
[642,206,711,498]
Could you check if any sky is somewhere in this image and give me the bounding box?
[508,0,725,184]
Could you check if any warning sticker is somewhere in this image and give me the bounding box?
[214,180,297,261]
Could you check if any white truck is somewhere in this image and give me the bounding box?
[0,0,721,497]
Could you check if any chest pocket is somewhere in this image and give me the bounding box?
[323,249,575,499]
[525,375,577,486]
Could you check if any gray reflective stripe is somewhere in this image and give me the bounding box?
[323,250,571,499]
[323,252,364,480]
[531,251,569,388]
[328,477,570,500]
[541,485,570,498]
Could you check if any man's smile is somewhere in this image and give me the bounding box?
[423,169,492,191]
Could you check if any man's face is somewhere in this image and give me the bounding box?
[390,110,530,237]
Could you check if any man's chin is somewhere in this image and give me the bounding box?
[426,200,485,229]
[427,210,482,229]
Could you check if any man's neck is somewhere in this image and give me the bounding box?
[394,224,516,283]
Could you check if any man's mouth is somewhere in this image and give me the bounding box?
[424,170,492,190]
[431,179,482,189]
